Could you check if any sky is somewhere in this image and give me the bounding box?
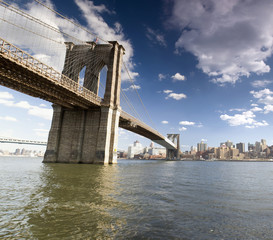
[1,0,273,152]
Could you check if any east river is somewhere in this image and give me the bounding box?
[1,157,273,239]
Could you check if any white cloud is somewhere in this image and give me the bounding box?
[0,98,52,120]
[220,110,268,128]
[166,93,187,100]
[171,73,186,81]
[122,84,141,91]
[251,106,263,112]
[163,89,173,94]
[158,73,166,81]
[0,92,14,99]
[15,101,32,109]
[251,80,272,88]
[169,0,273,85]
[28,107,52,120]
[250,88,273,111]
[179,127,187,131]
[229,108,246,112]
[250,88,273,99]
[264,105,273,114]
[146,27,167,47]
[179,121,195,126]
[163,90,187,100]
[33,128,49,138]
[161,120,168,124]
[0,116,17,122]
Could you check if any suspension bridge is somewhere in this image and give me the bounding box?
[0,0,180,163]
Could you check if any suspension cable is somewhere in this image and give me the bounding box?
[0,17,63,44]
[0,1,88,45]
[123,62,157,129]
[33,0,110,44]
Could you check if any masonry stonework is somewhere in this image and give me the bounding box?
[43,41,124,164]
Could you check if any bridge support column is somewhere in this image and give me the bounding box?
[43,105,121,164]
[43,40,124,164]
[166,134,181,160]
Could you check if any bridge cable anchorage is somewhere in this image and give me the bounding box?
[123,62,158,131]
[0,1,89,46]
[32,0,110,44]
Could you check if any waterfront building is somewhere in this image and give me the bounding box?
[248,143,255,152]
[236,142,245,153]
[14,148,21,155]
[197,141,207,152]
[128,140,144,159]
[148,147,166,156]
[261,139,267,151]
[221,140,233,148]
[230,148,239,159]
[255,141,262,153]
[216,147,229,159]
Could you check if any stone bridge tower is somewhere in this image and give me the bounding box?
[43,41,124,164]
[166,134,180,159]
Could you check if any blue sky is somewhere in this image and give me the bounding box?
[1,0,273,152]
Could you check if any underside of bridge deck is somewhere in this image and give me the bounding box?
[0,55,100,108]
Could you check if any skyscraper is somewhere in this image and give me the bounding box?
[197,141,207,152]
[236,142,245,153]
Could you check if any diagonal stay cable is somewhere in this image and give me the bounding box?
[123,62,158,131]
[33,0,110,44]
[0,1,88,45]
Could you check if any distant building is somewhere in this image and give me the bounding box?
[216,146,229,159]
[197,141,207,152]
[128,140,144,159]
[148,147,166,156]
[248,143,255,152]
[261,139,267,151]
[220,140,233,148]
[14,148,21,155]
[255,141,262,153]
[230,148,239,159]
[236,142,245,153]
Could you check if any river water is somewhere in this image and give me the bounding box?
[1,157,273,239]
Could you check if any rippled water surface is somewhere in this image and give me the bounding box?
[1,157,273,239]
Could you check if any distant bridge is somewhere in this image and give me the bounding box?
[0,137,47,146]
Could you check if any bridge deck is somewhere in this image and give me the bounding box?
[0,38,101,109]
[120,111,176,149]
[0,137,47,146]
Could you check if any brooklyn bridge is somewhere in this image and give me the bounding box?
[0,1,180,164]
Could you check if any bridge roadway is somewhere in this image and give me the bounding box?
[0,137,47,146]
[0,38,176,150]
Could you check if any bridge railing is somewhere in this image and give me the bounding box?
[0,38,101,105]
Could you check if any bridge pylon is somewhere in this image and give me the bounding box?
[166,134,180,160]
[43,41,124,164]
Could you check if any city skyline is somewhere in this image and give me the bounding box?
[1,0,273,152]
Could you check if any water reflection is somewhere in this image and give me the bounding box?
[2,158,273,239]
[23,163,126,239]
